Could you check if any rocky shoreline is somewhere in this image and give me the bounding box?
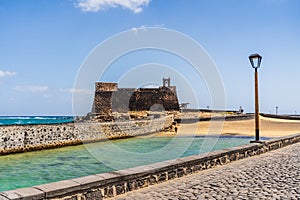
[0,115,174,155]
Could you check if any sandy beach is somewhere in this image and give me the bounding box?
[157,115,300,138]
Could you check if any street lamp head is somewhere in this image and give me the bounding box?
[249,53,262,69]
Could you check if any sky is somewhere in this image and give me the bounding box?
[0,0,300,116]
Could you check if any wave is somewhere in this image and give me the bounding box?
[0,116,74,126]
[0,116,73,119]
[34,116,74,120]
[0,116,32,120]
[34,117,58,120]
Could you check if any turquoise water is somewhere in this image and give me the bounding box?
[0,116,74,125]
[0,136,253,192]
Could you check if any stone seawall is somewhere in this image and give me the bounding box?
[1,133,300,199]
[0,115,173,155]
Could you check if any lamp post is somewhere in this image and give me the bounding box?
[276,106,278,115]
[249,53,262,142]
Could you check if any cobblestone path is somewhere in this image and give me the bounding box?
[110,143,300,200]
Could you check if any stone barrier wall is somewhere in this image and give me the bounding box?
[260,113,300,120]
[0,115,173,155]
[1,133,300,200]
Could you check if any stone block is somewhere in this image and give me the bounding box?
[33,180,81,198]
[176,168,185,177]
[219,155,228,164]
[149,160,177,172]
[103,185,117,197]
[127,182,135,191]
[114,184,126,195]
[0,193,17,200]
[167,170,177,179]
[0,187,44,200]
[148,176,156,185]
[176,155,201,164]
[72,175,104,190]
[135,179,144,188]
[96,172,123,185]
[84,189,103,200]
[115,166,154,180]
[185,166,193,174]
[157,172,167,182]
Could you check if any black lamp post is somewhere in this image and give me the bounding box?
[249,53,262,142]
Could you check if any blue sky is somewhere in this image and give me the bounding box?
[0,0,300,115]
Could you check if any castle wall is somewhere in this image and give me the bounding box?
[92,82,180,117]
[112,88,136,113]
[93,92,113,116]
[129,87,179,111]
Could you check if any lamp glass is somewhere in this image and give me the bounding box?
[249,54,262,69]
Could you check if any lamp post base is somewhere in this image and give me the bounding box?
[250,140,266,144]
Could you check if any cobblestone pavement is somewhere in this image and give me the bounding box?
[110,143,300,200]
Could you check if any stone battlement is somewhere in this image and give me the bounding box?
[95,82,118,92]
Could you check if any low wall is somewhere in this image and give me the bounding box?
[175,114,253,123]
[0,115,173,155]
[260,113,300,120]
[1,133,300,200]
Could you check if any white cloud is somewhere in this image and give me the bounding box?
[76,0,151,13]
[59,88,93,95]
[130,24,165,34]
[0,70,16,77]
[14,85,49,92]
[131,25,147,34]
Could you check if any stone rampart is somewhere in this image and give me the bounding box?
[0,115,173,155]
[1,133,300,199]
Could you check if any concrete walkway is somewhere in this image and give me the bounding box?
[110,143,300,200]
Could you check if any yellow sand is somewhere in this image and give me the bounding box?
[157,115,300,138]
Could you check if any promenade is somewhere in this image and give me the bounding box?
[111,142,300,200]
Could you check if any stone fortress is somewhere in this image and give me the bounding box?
[92,78,180,121]
[0,78,179,155]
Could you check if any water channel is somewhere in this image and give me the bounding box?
[0,136,254,192]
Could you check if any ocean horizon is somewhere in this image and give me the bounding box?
[0,116,74,126]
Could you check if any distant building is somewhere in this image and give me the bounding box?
[92,78,180,119]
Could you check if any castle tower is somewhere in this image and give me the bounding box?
[92,82,118,118]
[163,77,170,87]
[162,77,176,95]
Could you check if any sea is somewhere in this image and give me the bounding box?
[0,116,74,125]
